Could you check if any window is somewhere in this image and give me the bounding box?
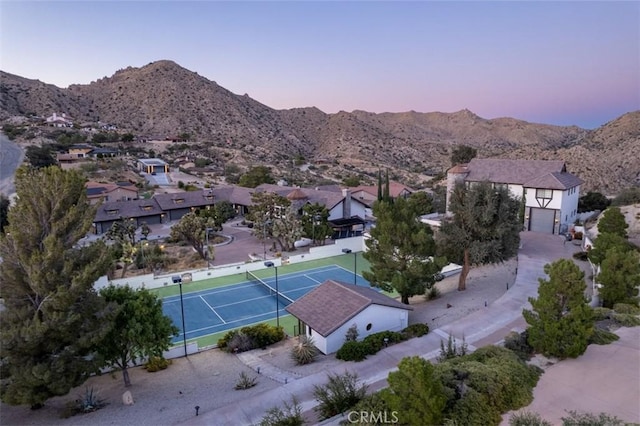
[106,209,119,216]
[536,189,552,199]
[366,323,372,331]
[494,183,508,191]
[173,198,185,204]
[141,205,153,211]
[308,327,312,336]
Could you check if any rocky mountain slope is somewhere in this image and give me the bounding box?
[1,60,638,193]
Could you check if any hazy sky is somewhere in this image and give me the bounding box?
[1,1,638,129]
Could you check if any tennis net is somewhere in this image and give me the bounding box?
[246,270,295,305]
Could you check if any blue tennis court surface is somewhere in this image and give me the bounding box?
[163,264,371,342]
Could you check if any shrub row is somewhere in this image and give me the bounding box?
[218,323,284,353]
[336,324,429,362]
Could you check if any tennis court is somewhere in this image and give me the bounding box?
[162,264,371,342]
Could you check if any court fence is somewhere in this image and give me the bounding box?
[96,236,364,291]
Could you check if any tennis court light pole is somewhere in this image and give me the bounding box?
[264,261,279,328]
[342,248,357,285]
[173,275,188,357]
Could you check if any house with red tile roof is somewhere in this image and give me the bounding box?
[286,279,412,354]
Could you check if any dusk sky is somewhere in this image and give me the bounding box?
[1,1,638,129]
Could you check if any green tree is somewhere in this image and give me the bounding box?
[578,192,610,213]
[97,285,178,387]
[363,198,444,304]
[301,203,331,245]
[25,144,56,169]
[120,133,135,142]
[377,169,383,201]
[588,232,632,266]
[0,194,9,233]
[342,175,361,187]
[199,201,236,231]
[170,212,215,260]
[0,167,112,407]
[239,165,275,188]
[438,182,521,291]
[597,207,628,238]
[248,192,302,252]
[105,218,140,278]
[407,191,434,216]
[523,259,594,359]
[451,145,477,166]
[597,247,640,308]
[386,356,447,425]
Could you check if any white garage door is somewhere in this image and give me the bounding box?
[529,208,555,234]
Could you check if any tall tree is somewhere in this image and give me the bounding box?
[377,169,383,201]
[0,167,112,408]
[170,212,215,260]
[588,232,632,266]
[597,207,628,238]
[363,198,444,304]
[578,191,610,213]
[597,247,640,308]
[199,200,236,231]
[383,169,391,203]
[238,165,275,188]
[301,203,331,245]
[438,182,521,291]
[25,145,56,169]
[385,356,447,425]
[407,191,434,216]
[451,145,477,166]
[97,285,178,387]
[523,259,594,359]
[248,192,303,252]
[105,218,139,278]
[0,194,9,233]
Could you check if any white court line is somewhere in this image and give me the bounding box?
[183,309,287,335]
[303,274,322,284]
[199,295,226,324]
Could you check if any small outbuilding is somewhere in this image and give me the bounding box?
[286,280,413,354]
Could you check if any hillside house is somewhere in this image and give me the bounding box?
[45,112,73,128]
[137,158,169,174]
[86,181,139,205]
[447,159,582,234]
[350,182,415,207]
[286,280,412,354]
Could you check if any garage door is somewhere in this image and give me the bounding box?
[529,208,555,234]
[139,215,162,226]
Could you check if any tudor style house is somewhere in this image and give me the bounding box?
[447,159,582,234]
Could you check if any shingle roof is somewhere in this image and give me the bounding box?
[256,184,345,210]
[350,182,416,198]
[285,280,412,337]
[464,159,567,184]
[524,171,583,190]
[154,190,217,210]
[95,198,163,222]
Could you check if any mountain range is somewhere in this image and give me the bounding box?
[1,60,638,193]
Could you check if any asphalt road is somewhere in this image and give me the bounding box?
[0,133,24,197]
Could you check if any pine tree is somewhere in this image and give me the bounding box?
[438,181,521,290]
[363,197,444,304]
[377,169,383,201]
[597,247,640,308]
[0,167,113,407]
[523,259,594,359]
[383,169,391,203]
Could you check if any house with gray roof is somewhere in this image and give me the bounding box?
[447,159,583,234]
[94,198,165,234]
[286,280,413,354]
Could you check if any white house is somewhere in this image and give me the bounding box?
[46,112,73,128]
[447,159,582,234]
[285,280,412,354]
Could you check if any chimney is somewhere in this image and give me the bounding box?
[342,188,352,219]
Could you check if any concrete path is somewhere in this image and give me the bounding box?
[235,351,302,384]
[181,232,579,426]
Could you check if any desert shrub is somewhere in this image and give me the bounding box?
[612,303,640,315]
[572,251,589,261]
[504,330,534,361]
[447,388,502,425]
[290,335,319,365]
[259,397,304,426]
[561,410,625,426]
[144,356,172,372]
[218,324,284,352]
[437,334,468,361]
[362,331,406,354]
[336,341,370,362]
[313,371,367,420]
[592,307,614,321]
[426,285,441,300]
[588,328,620,345]
[344,324,359,342]
[509,410,552,426]
[73,387,106,415]
[402,323,429,338]
[612,312,640,327]
[241,323,285,349]
[234,371,258,390]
